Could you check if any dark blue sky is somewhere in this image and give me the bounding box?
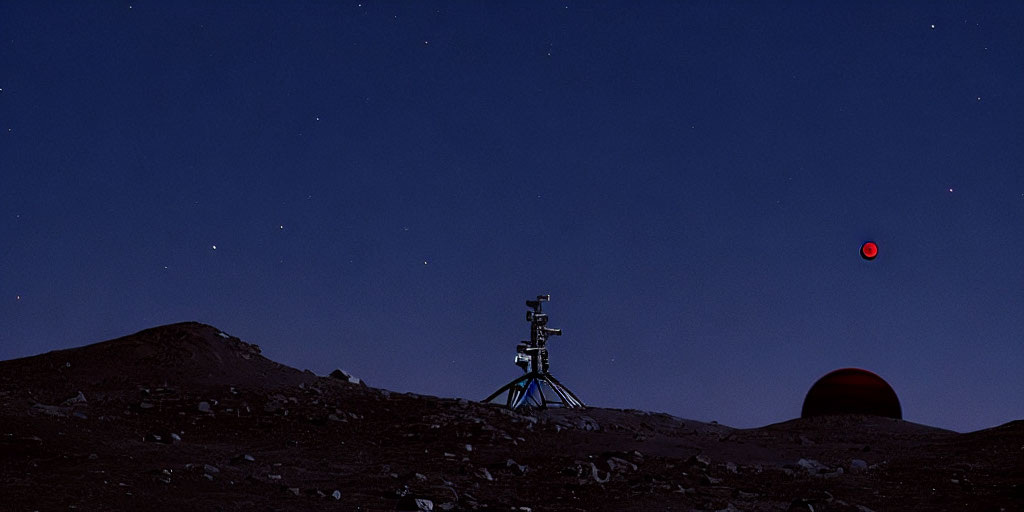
[2,2,1022,432]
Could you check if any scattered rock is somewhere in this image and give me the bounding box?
[332,490,341,500]
[701,474,723,485]
[203,464,219,474]
[574,416,600,431]
[396,496,434,511]
[197,402,211,413]
[796,458,844,479]
[605,456,637,472]
[476,467,494,481]
[687,454,711,468]
[62,391,87,406]
[329,369,365,385]
[849,459,868,474]
[288,487,300,496]
[506,459,528,475]
[32,403,70,417]
[797,458,829,473]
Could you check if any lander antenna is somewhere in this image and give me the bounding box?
[483,295,584,410]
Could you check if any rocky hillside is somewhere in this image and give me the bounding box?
[1,323,1020,511]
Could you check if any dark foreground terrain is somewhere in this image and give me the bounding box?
[1,323,1020,511]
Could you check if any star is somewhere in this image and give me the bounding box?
[212,245,217,250]
[930,24,935,29]
[948,188,954,193]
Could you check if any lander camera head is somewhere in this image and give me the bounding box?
[525,295,550,311]
[528,312,548,325]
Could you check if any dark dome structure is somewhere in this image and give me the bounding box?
[801,368,902,419]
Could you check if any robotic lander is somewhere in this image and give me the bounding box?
[483,295,584,410]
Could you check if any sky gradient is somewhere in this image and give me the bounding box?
[2,1,1023,433]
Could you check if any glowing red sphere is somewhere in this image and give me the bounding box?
[801,368,902,419]
[860,241,878,260]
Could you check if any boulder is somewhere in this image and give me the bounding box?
[329,369,365,386]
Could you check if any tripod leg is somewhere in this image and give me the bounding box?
[513,377,540,409]
[545,374,585,407]
[483,374,532,404]
[535,379,549,407]
[541,376,574,407]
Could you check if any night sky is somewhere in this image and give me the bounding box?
[2,2,1022,433]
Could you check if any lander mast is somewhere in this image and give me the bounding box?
[483,295,584,410]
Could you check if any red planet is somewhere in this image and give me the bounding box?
[860,241,878,260]
[801,368,902,419]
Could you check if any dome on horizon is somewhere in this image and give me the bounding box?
[801,368,902,419]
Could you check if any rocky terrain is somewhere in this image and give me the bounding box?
[1,322,1020,511]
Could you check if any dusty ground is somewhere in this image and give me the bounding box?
[1,322,1021,511]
